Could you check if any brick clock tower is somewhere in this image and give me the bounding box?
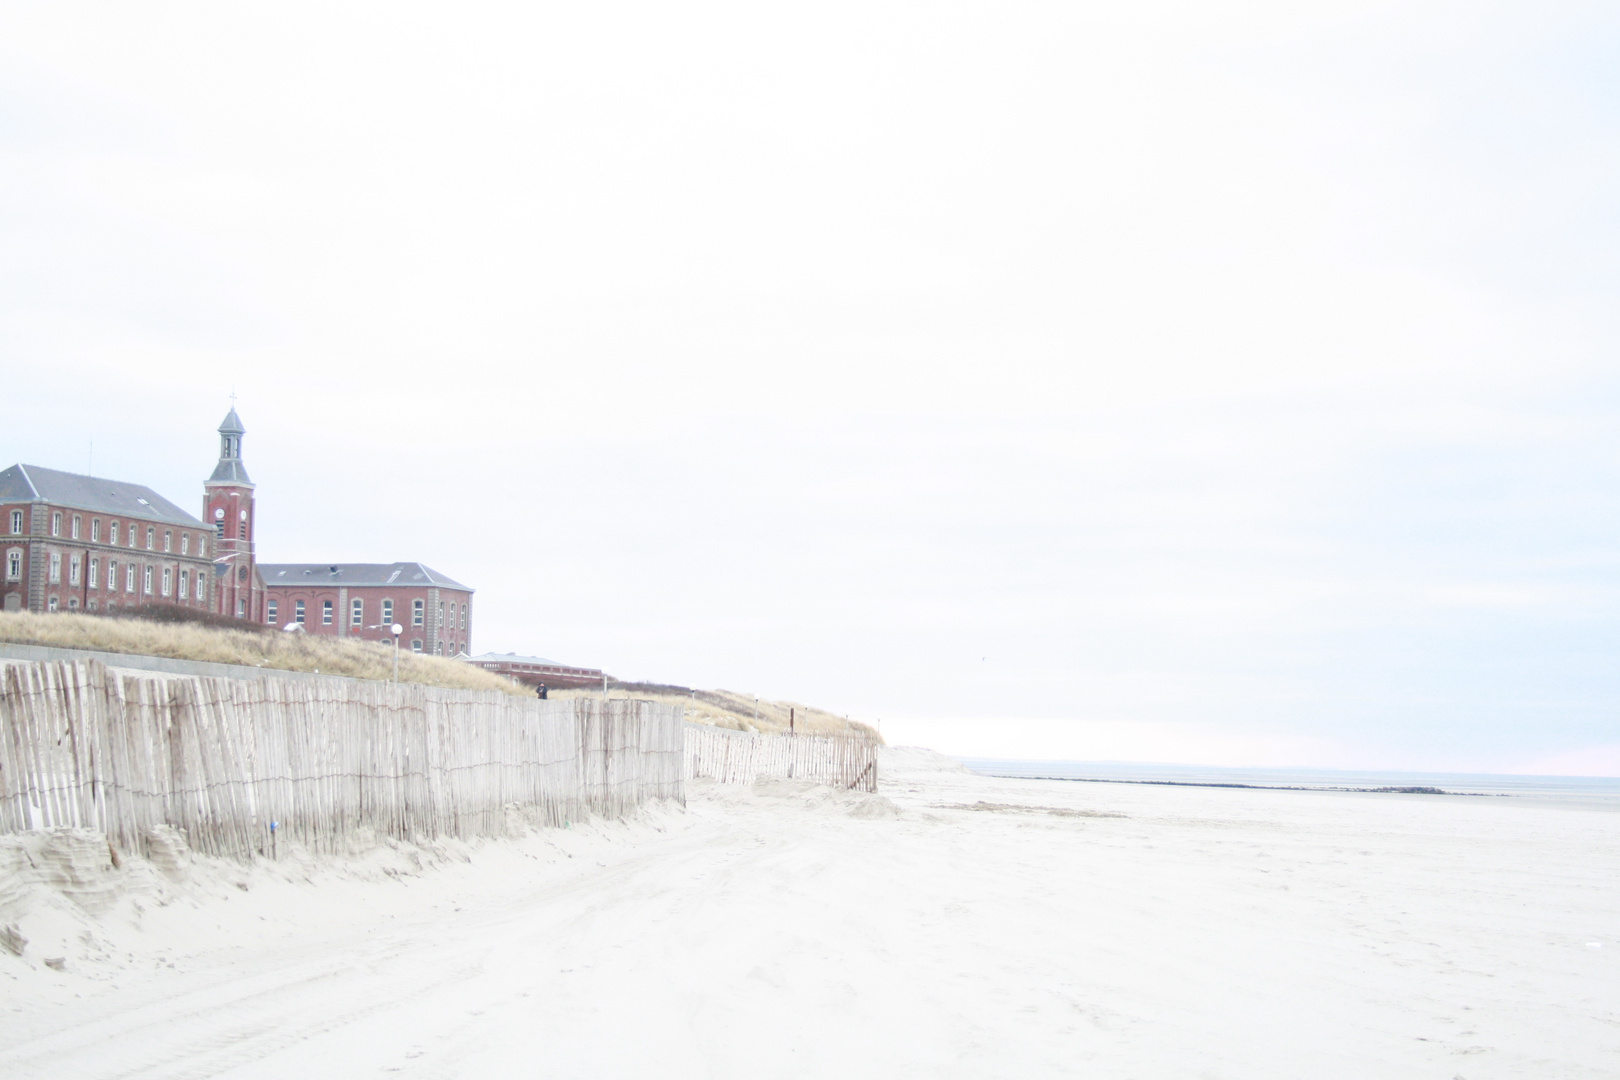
[204,407,265,622]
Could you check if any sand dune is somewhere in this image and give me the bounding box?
[1,751,1615,1078]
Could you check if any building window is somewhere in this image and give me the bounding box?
[87,600,97,613]
[5,550,19,581]
[351,598,363,626]
[88,558,98,589]
[109,522,119,545]
[146,527,155,549]
[238,521,247,540]
[91,518,101,542]
[267,599,278,624]
[163,530,172,553]
[129,528,137,548]
[382,599,394,625]
[412,599,424,626]
[411,639,423,653]
[237,597,245,618]
[126,564,136,593]
[322,600,333,625]
[51,512,61,537]
[162,566,172,597]
[47,596,58,613]
[295,599,305,625]
[68,597,79,611]
[435,642,443,655]
[180,534,189,555]
[69,555,81,587]
[179,569,189,599]
[49,552,61,584]
[71,515,81,540]
[143,565,153,595]
[9,510,20,534]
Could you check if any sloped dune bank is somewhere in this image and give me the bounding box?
[1,767,1615,1079]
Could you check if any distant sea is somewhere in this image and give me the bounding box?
[958,759,1620,812]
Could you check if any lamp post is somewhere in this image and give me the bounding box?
[367,622,406,681]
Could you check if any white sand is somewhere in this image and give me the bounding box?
[1,748,1615,1079]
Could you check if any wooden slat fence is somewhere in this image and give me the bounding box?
[0,659,684,862]
[684,723,878,792]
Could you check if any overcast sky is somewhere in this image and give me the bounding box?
[4,2,1619,774]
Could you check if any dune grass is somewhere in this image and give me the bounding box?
[1,611,885,731]
[0,610,526,695]
[551,682,882,742]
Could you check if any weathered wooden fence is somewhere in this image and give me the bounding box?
[0,659,684,862]
[684,722,878,792]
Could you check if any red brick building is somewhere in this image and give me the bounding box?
[259,563,474,656]
[3,407,471,641]
[0,464,218,616]
[203,407,267,622]
[467,652,605,689]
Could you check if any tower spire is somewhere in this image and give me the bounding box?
[210,405,251,484]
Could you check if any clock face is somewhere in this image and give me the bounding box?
[214,508,224,520]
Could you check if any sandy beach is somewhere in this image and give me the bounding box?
[2,749,1615,1079]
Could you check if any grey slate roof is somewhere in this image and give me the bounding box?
[470,651,565,666]
[207,407,253,485]
[0,464,204,526]
[207,458,253,484]
[259,562,473,591]
[469,652,601,671]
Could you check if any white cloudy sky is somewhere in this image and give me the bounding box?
[4,2,1619,774]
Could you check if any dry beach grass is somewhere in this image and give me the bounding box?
[0,610,525,695]
[552,682,881,740]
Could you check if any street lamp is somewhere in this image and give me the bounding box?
[368,622,405,681]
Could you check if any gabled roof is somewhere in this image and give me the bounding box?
[0,464,204,526]
[259,562,474,591]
